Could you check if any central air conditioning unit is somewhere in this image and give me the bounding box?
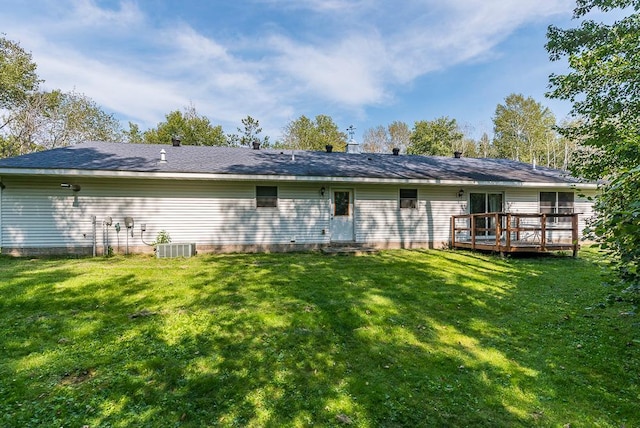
[156,243,197,258]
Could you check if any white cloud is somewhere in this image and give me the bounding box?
[70,0,144,28]
[268,34,388,107]
[0,0,577,138]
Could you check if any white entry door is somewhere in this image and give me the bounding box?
[331,189,354,242]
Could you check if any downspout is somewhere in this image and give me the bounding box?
[0,177,3,252]
[92,215,97,257]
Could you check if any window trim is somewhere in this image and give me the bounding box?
[399,188,418,209]
[256,185,278,208]
[540,191,574,222]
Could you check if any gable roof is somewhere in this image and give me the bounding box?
[0,141,595,188]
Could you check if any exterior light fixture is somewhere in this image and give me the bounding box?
[320,186,326,196]
[61,183,81,192]
[457,189,464,198]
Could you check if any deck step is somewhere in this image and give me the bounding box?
[321,244,378,255]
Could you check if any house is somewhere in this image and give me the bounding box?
[0,140,598,256]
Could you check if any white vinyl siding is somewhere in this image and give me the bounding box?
[0,176,596,253]
[0,177,330,250]
[355,185,465,246]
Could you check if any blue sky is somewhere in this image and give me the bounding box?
[1,0,584,141]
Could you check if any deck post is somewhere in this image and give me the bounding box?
[541,214,547,252]
[506,213,512,251]
[494,213,501,250]
[572,213,579,257]
[451,216,456,249]
[471,215,476,250]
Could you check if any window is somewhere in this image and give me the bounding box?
[400,189,418,209]
[540,191,574,221]
[256,186,277,207]
[334,191,350,216]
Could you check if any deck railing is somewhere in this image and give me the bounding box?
[450,212,580,256]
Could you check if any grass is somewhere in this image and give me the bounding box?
[0,248,638,427]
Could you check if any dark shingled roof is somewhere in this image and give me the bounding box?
[0,141,583,184]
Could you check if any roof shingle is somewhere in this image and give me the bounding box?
[0,141,584,184]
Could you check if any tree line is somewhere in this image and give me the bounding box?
[2,34,574,168]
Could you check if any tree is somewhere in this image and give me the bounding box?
[547,0,640,178]
[362,125,389,153]
[406,117,464,156]
[388,121,411,154]
[1,36,122,158]
[2,89,122,156]
[228,115,270,147]
[477,132,495,158]
[362,121,410,153]
[123,122,144,144]
[547,0,640,298]
[492,94,557,164]
[0,35,40,111]
[143,105,227,146]
[280,115,347,151]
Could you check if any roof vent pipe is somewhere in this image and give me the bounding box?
[454,151,462,159]
[171,136,181,147]
[160,149,167,163]
[252,141,261,150]
[392,148,400,156]
[325,144,333,153]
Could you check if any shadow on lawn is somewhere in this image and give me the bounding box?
[0,251,634,427]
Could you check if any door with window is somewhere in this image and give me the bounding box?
[469,192,503,237]
[331,189,354,242]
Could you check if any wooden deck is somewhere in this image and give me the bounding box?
[451,212,580,256]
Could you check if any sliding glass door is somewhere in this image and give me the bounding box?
[469,192,503,237]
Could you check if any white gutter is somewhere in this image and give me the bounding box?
[0,167,600,189]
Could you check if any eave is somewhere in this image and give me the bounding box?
[0,167,600,190]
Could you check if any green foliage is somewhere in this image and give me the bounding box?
[3,89,122,156]
[546,0,640,178]
[123,121,144,144]
[585,164,640,299]
[143,105,227,146]
[0,249,637,427]
[407,116,464,156]
[547,1,640,296]
[228,115,270,147]
[280,114,347,151]
[0,34,40,110]
[1,36,122,158]
[152,230,171,245]
[492,93,559,165]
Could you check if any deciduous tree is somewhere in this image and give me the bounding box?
[407,117,464,156]
[1,36,122,157]
[280,115,347,151]
[3,90,122,156]
[362,121,410,153]
[492,94,557,164]
[143,105,227,146]
[547,0,640,298]
[0,35,40,111]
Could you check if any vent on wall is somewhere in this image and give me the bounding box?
[156,243,197,258]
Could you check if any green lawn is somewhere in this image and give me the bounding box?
[0,248,638,427]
